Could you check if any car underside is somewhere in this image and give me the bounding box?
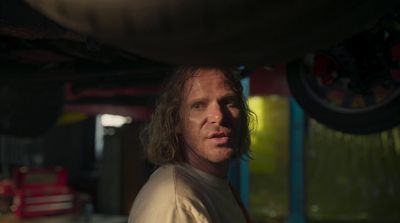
[1,0,400,136]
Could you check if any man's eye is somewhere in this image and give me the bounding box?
[226,100,239,108]
[191,102,205,110]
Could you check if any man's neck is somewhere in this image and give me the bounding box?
[185,156,230,178]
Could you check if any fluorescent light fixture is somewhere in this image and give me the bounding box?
[100,114,132,127]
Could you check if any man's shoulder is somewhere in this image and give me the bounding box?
[145,164,205,199]
[130,164,205,211]
[129,164,212,223]
[137,164,197,196]
[141,164,176,194]
[129,165,177,216]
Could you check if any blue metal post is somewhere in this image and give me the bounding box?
[240,77,250,208]
[288,98,307,223]
[229,76,250,209]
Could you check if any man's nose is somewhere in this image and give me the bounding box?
[208,104,224,124]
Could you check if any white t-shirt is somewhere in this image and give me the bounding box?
[128,163,247,223]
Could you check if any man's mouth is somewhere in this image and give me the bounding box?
[207,132,230,145]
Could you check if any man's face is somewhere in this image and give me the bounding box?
[178,69,241,164]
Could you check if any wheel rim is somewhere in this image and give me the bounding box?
[300,42,400,114]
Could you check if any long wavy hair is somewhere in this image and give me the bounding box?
[141,66,255,165]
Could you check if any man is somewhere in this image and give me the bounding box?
[129,66,253,223]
